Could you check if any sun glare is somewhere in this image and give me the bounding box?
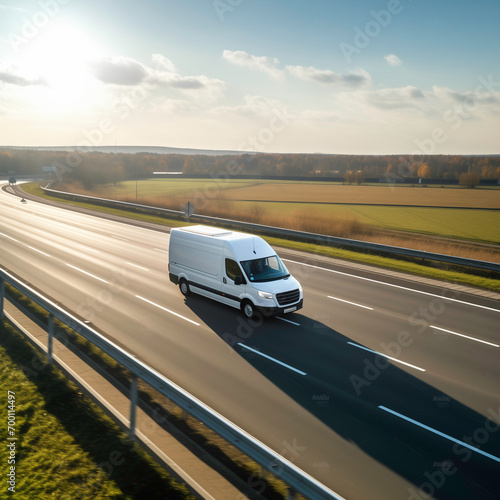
[18,21,103,106]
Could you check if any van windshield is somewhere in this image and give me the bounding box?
[241,255,290,283]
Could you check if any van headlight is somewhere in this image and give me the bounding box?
[258,291,274,299]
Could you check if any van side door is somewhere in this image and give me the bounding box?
[221,258,246,308]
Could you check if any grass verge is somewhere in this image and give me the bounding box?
[0,320,194,500]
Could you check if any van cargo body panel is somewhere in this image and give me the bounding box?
[169,225,303,317]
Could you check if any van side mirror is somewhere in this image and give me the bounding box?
[234,276,243,285]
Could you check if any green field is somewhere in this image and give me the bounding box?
[82,179,500,244]
[96,178,500,208]
[230,201,500,243]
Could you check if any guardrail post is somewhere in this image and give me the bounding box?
[129,374,139,440]
[47,313,54,364]
[0,278,4,322]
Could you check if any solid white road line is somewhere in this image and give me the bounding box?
[78,244,100,253]
[126,262,149,271]
[328,295,373,310]
[347,342,426,372]
[135,295,201,326]
[431,325,499,347]
[66,264,109,284]
[0,232,19,242]
[27,245,51,257]
[237,343,307,375]
[379,405,500,463]
[283,259,500,313]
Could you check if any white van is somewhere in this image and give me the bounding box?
[168,225,303,318]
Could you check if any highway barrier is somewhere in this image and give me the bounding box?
[40,185,500,274]
[0,267,344,500]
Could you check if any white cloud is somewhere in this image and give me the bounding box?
[154,73,205,89]
[88,56,148,85]
[87,53,226,101]
[222,50,284,81]
[438,86,497,105]
[287,65,371,87]
[363,85,425,109]
[153,72,226,101]
[212,95,285,117]
[384,54,402,66]
[0,67,45,86]
[151,54,177,73]
[328,84,500,141]
[430,85,500,123]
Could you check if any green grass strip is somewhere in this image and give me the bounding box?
[0,321,194,500]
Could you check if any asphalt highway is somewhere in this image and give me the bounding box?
[1,182,499,500]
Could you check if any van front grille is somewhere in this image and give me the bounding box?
[276,289,300,306]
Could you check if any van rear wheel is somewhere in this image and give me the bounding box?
[179,279,190,297]
[241,300,255,319]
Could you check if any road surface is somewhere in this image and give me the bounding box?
[1,182,499,500]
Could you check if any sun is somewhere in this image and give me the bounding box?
[17,21,103,105]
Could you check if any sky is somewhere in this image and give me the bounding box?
[0,0,499,154]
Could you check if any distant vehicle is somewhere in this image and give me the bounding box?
[20,198,26,203]
[168,225,303,318]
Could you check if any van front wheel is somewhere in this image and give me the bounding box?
[179,279,190,297]
[241,300,255,319]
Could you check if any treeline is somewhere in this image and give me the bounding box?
[1,148,499,188]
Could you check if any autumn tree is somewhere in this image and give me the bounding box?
[417,162,431,179]
[354,170,365,185]
[0,151,13,172]
[344,171,355,184]
[183,156,197,175]
[459,171,481,188]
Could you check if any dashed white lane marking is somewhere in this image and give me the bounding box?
[328,295,373,310]
[27,246,51,257]
[347,342,426,372]
[66,264,109,284]
[431,325,499,348]
[379,405,500,463]
[135,295,200,326]
[78,244,100,253]
[126,262,149,271]
[0,232,19,242]
[237,343,307,376]
[276,316,300,326]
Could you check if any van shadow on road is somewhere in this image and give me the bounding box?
[183,293,500,500]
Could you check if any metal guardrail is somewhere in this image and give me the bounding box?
[0,267,343,500]
[41,186,500,274]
